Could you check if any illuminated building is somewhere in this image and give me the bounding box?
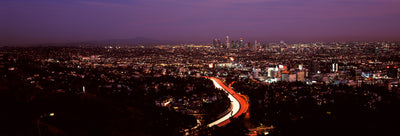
[253,68,261,79]
[297,71,305,82]
[267,68,274,77]
[216,63,234,68]
[289,73,296,82]
[213,39,218,47]
[252,40,257,51]
[239,38,243,48]
[226,36,230,49]
[281,70,290,82]
[208,63,214,68]
[332,63,338,73]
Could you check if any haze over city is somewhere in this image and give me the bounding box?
[2,1,400,136]
[1,0,400,44]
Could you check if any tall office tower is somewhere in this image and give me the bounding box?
[263,43,268,50]
[213,39,218,47]
[253,40,258,51]
[235,41,239,48]
[226,36,230,48]
[239,38,243,48]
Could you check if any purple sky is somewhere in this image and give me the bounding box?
[1,0,400,44]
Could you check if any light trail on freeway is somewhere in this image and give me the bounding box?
[206,77,249,127]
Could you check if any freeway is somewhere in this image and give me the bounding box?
[206,77,249,127]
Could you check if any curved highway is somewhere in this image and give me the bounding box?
[206,77,249,127]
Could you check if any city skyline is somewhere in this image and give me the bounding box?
[3,41,400,135]
[1,0,400,44]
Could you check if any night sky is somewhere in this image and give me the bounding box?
[1,0,400,44]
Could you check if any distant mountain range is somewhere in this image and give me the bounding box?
[94,37,185,46]
[0,37,209,47]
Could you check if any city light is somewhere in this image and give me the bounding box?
[3,0,400,135]
[229,57,235,61]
